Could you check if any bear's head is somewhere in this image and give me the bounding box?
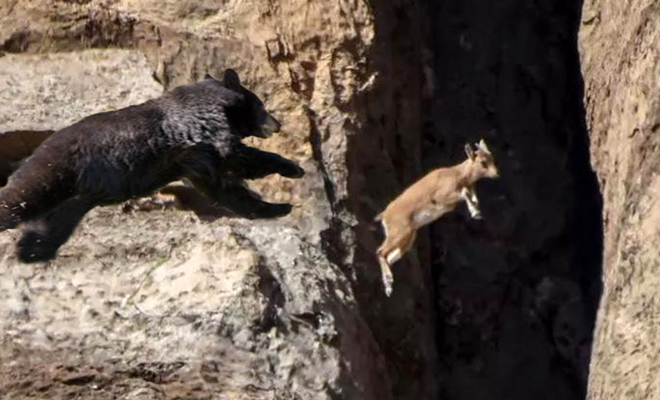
[205,69,281,139]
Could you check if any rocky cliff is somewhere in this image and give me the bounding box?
[580,0,660,399]
[0,0,617,399]
[0,1,430,399]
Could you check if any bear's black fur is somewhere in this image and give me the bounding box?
[0,69,304,263]
[0,130,54,187]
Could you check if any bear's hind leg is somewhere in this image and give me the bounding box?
[17,197,93,263]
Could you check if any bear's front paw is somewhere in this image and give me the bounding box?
[16,230,58,263]
[280,161,305,179]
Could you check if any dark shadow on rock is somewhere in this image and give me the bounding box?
[156,183,232,221]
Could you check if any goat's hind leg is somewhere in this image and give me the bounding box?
[377,224,417,296]
[17,196,93,263]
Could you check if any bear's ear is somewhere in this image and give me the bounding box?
[204,73,214,80]
[223,69,242,90]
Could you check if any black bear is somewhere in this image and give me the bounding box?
[0,69,304,263]
[0,130,54,187]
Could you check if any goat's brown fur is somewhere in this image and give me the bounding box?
[376,139,499,296]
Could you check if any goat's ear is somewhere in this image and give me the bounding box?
[464,144,475,160]
[477,138,491,153]
[223,69,242,90]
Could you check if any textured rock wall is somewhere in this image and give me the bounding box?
[0,0,434,399]
[580,0,660,399]
[0,1,380,399]
[0,0,615,399]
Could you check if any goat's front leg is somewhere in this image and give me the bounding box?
[378,255,395,297]
[460,186,482,220]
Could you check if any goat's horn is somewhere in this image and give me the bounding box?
[477,139,490,153]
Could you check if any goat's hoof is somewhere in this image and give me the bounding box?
[382,274,394,297]
[472,212,482,220]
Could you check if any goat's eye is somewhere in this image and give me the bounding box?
[480,160,488,168]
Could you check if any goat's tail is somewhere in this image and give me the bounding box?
[0,156,74,231]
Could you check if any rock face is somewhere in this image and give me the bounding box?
[580,0,660,399]
[0,49,163,132]
[1,212,386,399]
[0,0,609,399]
[0,1,421,399]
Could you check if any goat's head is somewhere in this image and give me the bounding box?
[464,139,499,178]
